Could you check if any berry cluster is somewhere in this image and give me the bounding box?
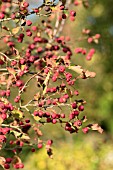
[0,0,102,169]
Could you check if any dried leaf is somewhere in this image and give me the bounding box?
[32,115,41,122]
[12,47,20,56]
[69,65,96,78]
[90,123,103,134]
[12,155,22,165]
[7,75,14,89]
[0,117,3,125]
[34,127,43,136]
[85,70,96,78]
[34,92,41,101]
[7,67,16,77]
[81,116,87,122]
[94,39,99,44]
[69,65,83,74]
[43,71,51,95]
[12,27,20,34]
[46,147,53,159]
[0,156,5,167]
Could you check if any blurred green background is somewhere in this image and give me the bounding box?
[1,0,113,169]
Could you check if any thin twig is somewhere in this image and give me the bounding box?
[0,52,12,61]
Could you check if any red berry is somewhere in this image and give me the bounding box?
[74,120,82,127]
[38,143,43,149]
[5,157,12,163]
[52,119,57,124]
[25,119,30,123]
[72,102,77,109]
[59,97,66,103]
[11,13,16,19]
[6,90,10,97]
[16,80,23,87]
[51,113,57,119]
[0,90,6,96]
[1,113,7,120]
[4,164,10,169]
[52,76,57,82]
[70,10,76,17]
[31,148,35,152]
[74,90,79,96]
[82,127,89,134]
[95,34,101,39]
[73,110,79,116]
[31,26,37,31]
[88,37,93,43]
[26,20,32,26]
[62,13,67,19]
[19,163,24,168]
[11,60,17,66]
[14,96,20,103]
[60,5,65,10]
[47,139,53,146]
[78,105,84,111]
[23,1,29,8]
[59,65,65,73]
[70,16,75,21]
[33,8,39,13]
[0,12,5,19]
[61,113,65,118]
[69,113,75,120]
[26,29,32,36]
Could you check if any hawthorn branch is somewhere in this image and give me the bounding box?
[56,0,71,37]
[19,69,44,94]
[1,124,23,133]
